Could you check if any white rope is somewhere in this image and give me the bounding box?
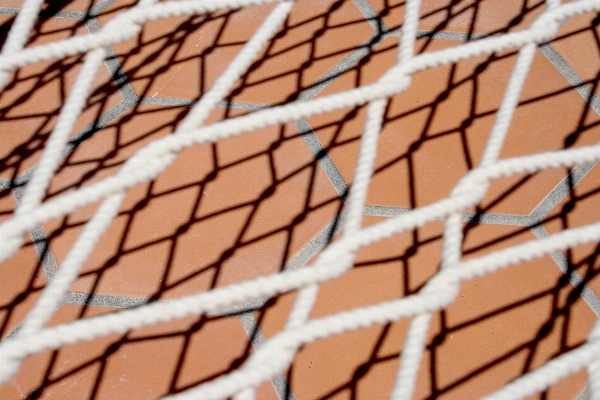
[0,0,45,91]
[1,0,600,398]
[481,321,600,400]
[588,359,600,400]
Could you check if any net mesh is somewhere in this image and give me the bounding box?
[1,0,600,399]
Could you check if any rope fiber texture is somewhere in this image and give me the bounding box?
[1,0,600,399]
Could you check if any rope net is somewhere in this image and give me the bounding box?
[1,0,600,398]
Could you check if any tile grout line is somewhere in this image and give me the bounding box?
[85,16,139,103]
[294,33,388,102]
[530,225,600,318]
[138,97,272,110]
[238,312,298,400]
[3,0,597,313]
[11,180,59,279]
[65,290,289,400]
[2,0,138,280]
[1,4,598,398]
[3,3,139,283]
[350,0,489,40]
[5,98,135,205]
[575,385,588,400]
[523,27,599,400]
[0,0,116,19]
[293,119,349,201]
[295,21,599,400]
[0,323,22,343]
[64,292,154,309]
[129,20,600,342]
[539,43,600,116]
[0,7,85,19]
[351,0,389,34]
[61,8,600,400]
[88,0,119,18]
[414,30,489,40]
[62,211,345,313]
[364,205,535,226]
[529,163,597,223]
[290,30,385,206]
[534,43,600,333]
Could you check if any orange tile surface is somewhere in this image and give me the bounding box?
[367,0,548,35]
[42,104,341,298]
[0,304,279,399]
[314,35,600,213]
[100,0,376,104]
[551,12,600,97]
[0,11,121,180]
[0,1,599,399]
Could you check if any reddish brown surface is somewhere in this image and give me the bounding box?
[551,12,600,97]
[1,304,280,399]
[314,35,600,213]
[367,0,549,35]
[43,104,341,298]
[0,1,599,399]
[0,13,121,180]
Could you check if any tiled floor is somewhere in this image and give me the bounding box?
[0,0,599,399]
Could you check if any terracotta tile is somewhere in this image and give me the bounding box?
[542,164,600,296]
[256,218,443,336]
[0,11,122,180]
[426,285,590,400]
[257,221,593,399]
[432,223,594,399]
[0,0,102,13]
[1,1,599,399]
[255,382,281,400]
[100,0,375,103]
[414,222,592,399]
[366,0,548,35]
[0,303,278,399]
[256,218,442,398]
[550,12,600,96]
[312,35,600,214]
[287,321,410,399]
[0,187,42,346]
[42,103,342,298]
[0,190,47,339]
[0,305,116,399]
[311,218,444,318]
